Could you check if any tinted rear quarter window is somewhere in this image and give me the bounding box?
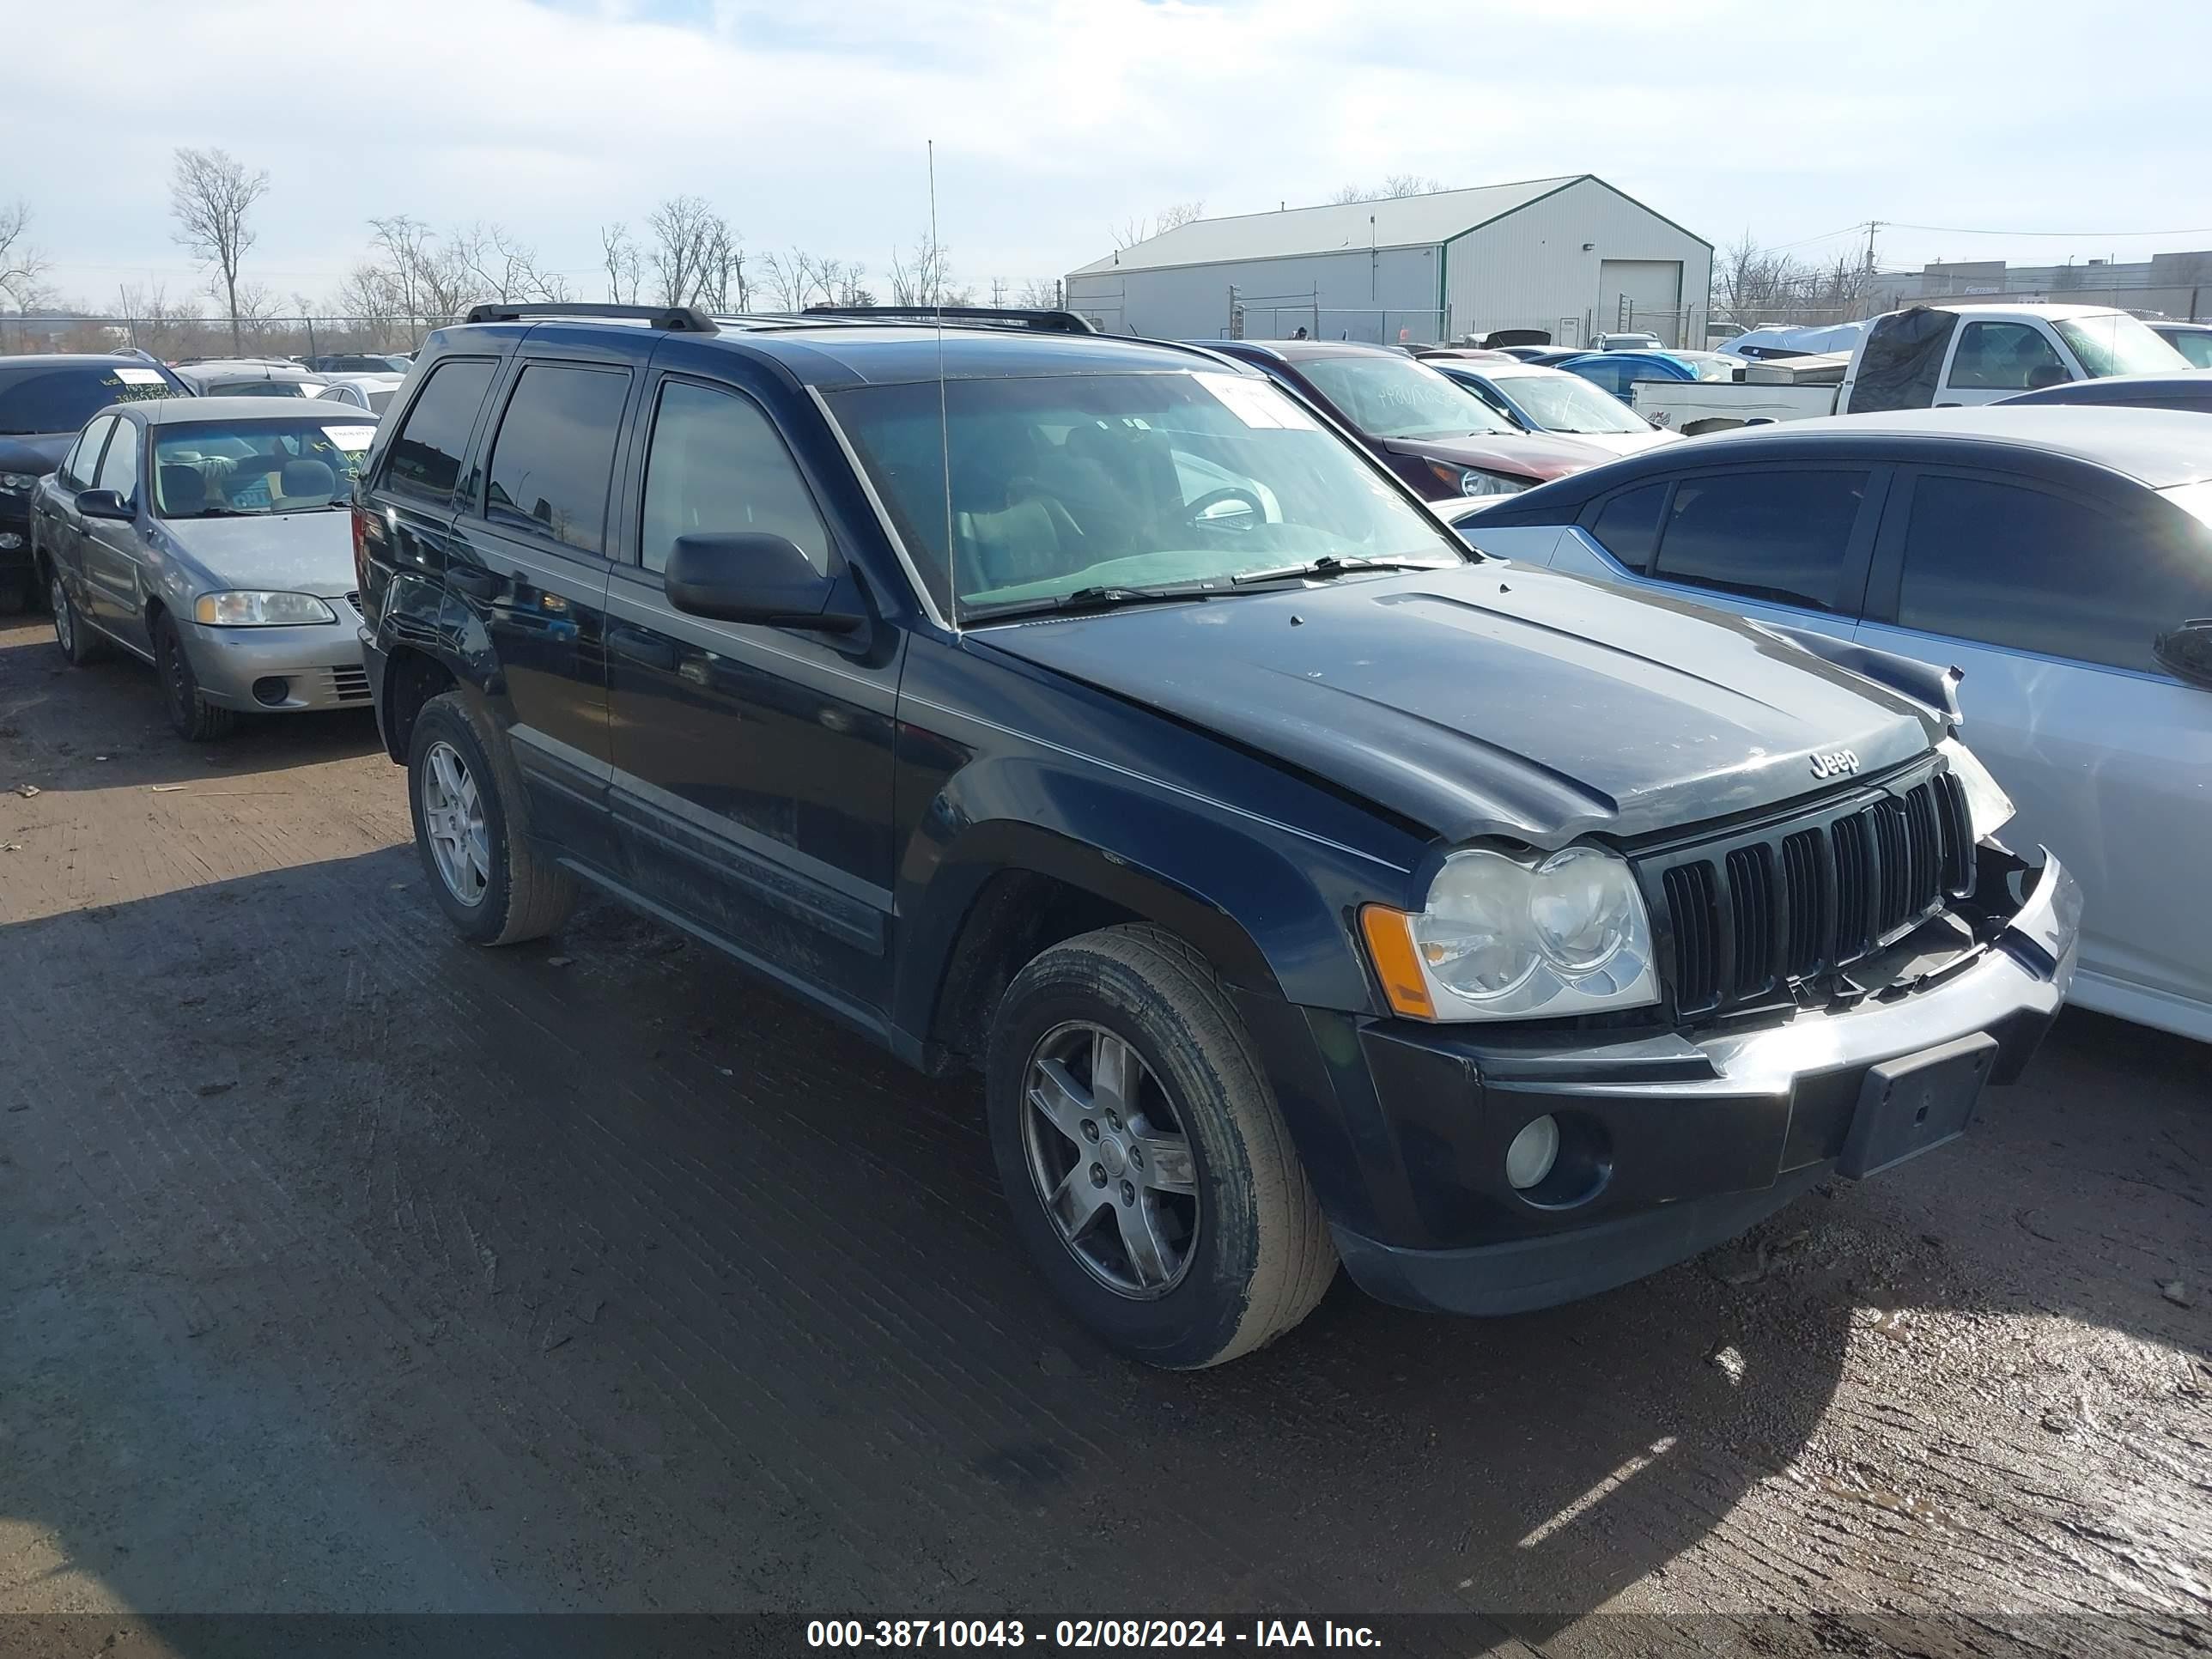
[383,358,495,505]
[1896,473,2212,672]
[1587,482,1667,573]
[484,363,631,556]
[1652,468,1869,612]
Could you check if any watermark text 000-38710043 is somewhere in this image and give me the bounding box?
[805,1620,1382,1649]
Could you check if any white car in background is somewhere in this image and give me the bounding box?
[1445,406,2212,1042]
[316,373,405,414]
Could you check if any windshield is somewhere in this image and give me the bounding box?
[1494,371,1646,434]
[151,417,376,518]
[0,363,179,435]
[827,369,1464,620]
[2052,314,2191,378]
[1297,355,1517,438]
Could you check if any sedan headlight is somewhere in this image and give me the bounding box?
[0,471,39,494]
[1360,845,1661,1021]
[191,590,338,627]
[1937,737,2014,842]
[1426,460,1531,499]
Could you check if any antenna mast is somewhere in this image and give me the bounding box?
[930,140,954,599]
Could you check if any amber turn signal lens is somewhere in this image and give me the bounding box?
[1359,905,1435,1019]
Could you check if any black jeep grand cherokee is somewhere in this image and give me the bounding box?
[354,302,2078,1369]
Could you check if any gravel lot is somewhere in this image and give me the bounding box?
[1,610,2205,1656]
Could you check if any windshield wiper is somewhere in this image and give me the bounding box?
[1230,555,1459,586]
[963,582,1223,624]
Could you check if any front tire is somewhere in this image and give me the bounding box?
[153,612,234,741]
[986,925,1336,1369]
[407,690,577,946]
[50,569,106,666]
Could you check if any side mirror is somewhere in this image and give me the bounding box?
[2153,618,2212,690]
[76,488,134,522]
[663,532,863,633]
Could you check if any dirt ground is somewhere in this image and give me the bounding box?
[0,610,2206,1657]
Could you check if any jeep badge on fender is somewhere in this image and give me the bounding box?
[1811,749,1860,779]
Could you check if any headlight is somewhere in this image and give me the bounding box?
[1360,845,1661,1021]
[1937,737,2014,842]
[0,471,39,494]
[1426,460,1532,498]
[191,591,338,627]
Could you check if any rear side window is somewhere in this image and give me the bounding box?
[1895,473,2212,672]
[1948,322,2066,392]
[1652,469,1869,613]
[1587,482,1667,573]
[94,422,140,503]
[640,380,831,575]
[383,358,495,505]
[484,364,630,556]
[64,416,116,489]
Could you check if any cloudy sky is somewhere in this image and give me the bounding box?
[14,0,2212,314]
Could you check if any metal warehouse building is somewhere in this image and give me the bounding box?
[1065,173,1713,349]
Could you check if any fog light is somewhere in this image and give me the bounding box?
[1505,1115,1560,1190]
[0,532,21,550]
[251,677,289,706]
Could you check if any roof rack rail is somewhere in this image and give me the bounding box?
[462,301,720,333]
[798,305,1097,336]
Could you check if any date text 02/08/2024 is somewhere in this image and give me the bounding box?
[805,1620,1382,1649]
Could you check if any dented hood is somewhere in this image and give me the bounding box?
[975,564,1941,846]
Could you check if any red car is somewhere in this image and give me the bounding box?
[1205,338,1612,501]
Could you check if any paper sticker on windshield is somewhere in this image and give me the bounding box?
[321,424,376,451]
[1195,371,1317,431]
[111,366,166,386]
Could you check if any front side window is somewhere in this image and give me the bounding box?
[94,421,141,503]
[2053,313,2191,378]
[64,416,116,489]
[1896,473,2212,672]
[484,363,630,556]
[829,368,1464,620]
[384,358,495,504]
[1651,468,1869,613]
[151,418,375,519]
[1948,322,2068,391]
[1296,356,1516,438]
[2164,330,2212,369]
[641,381,830,575]
[0,363,180,437]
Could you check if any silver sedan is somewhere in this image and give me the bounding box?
[30,396,378,740]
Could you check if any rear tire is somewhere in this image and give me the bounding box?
[986,924,1336,1369]
[153,611,235,741]
[407,690,577,946]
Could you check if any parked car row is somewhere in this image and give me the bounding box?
[17,298,2205,1371]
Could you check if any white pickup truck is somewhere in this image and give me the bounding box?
[1638,302,2196,434]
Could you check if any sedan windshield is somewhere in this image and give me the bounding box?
[2053,313,2191,378]
[1297,355,1517,438]
[828,369,1465,620]
[1492,371,1646,434]
[151,417,376,518]
[0,363,180,435]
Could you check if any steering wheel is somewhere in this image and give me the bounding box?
[1183,485,1265,530]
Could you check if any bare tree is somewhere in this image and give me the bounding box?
[647,195,737,308]
[464,223,570,305]
[1,199,48,310]
[1328,175,1443,204]
[168,147,270,353]
[600,222,641,304]
[114,282,204,359]
[888,237,972,307]
[1014,277,1063,310]
[1111,199,1205,252]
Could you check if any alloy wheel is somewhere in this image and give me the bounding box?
[1019,1020,1201,1298]
[420,739,491,907]
[51,576,72,655]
